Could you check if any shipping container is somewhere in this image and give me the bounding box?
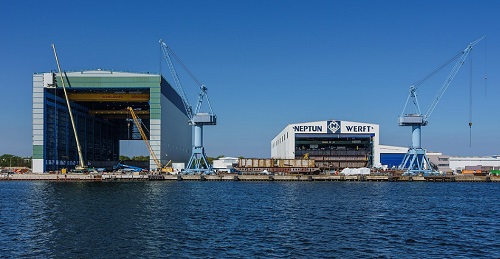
[465,165,482,171]
[481,166,493,171]
[461,170,477,174]
[490,170,500,176]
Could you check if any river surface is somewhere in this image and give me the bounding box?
[0,181,498,258]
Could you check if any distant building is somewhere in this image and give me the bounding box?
[427,153,451,173]
[213,157,239,173]
[448,156,500,173]
[378,145,408,169]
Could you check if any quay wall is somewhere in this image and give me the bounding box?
[2,174,500,182]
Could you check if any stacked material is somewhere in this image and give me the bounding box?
[340,167,371,175]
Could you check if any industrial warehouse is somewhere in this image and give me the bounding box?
[271,120,379,170]
[32,69,191,173]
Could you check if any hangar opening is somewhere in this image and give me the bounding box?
[294,134,373,170]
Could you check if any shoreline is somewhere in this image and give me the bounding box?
[1,173,499,182]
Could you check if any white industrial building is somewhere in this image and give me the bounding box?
[271,120,379,170]
[448,156,500,172]
[212,157,239,173]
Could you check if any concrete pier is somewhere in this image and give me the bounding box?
[2,173,499,182]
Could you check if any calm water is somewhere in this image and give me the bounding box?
[0,181,499,258]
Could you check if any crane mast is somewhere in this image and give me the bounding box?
[51,44,86,171]
[159,39,217,174]
[398,37,484,175]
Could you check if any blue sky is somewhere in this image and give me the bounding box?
[0,0,499,158]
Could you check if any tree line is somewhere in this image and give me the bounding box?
[0,154,31,168]
[0,154,242,168]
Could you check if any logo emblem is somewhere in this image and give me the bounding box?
[327,121,341,133]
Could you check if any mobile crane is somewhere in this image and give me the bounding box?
[398,37,484,175]
[159,39,216,174]
[52,44,87,171]
[127,107,172,173]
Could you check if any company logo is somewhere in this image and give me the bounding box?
[327,121,341,133]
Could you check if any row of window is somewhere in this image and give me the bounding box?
[272,132,289,148]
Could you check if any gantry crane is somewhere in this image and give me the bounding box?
[398,37,484,175]
[52,44,86,171]
[159,39,216,174]
[127,107,172,173]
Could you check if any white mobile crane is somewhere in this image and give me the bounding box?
[398,37,484,175]
[51,44,87,171]
[159,39,216,174]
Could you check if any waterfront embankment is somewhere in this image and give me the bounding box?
[2,173,499,182]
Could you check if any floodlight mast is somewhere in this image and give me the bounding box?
[398,36,484,175]
[159,39,217,174]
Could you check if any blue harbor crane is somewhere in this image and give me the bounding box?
[398,36,484,175]
[160,39,217,174]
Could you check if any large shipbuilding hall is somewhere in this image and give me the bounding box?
[32,70,191,173]
[271,120,380,170]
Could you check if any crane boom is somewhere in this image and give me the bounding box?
[400,36,484,125]
[159,39,193,119]
[424,36,484,121]
[127,107,162,170]
[51,44,86,170]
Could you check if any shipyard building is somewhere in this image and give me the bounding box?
[32,70,191,173]
[271,120,380,170]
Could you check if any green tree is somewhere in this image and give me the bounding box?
[207,155,225,164]
[207,156,215,164]
[132,156,149,162]
[119,155,131,161]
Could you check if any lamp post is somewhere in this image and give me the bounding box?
[1,158,9,168]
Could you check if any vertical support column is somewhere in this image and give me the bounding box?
[412,125,421,149]
[194,125,202,147]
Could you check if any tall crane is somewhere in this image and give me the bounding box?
[159,39,216,174]
[127,107,161,170]
[52,44,86,171]
[398,37,484,175]
[127,107,173,173]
